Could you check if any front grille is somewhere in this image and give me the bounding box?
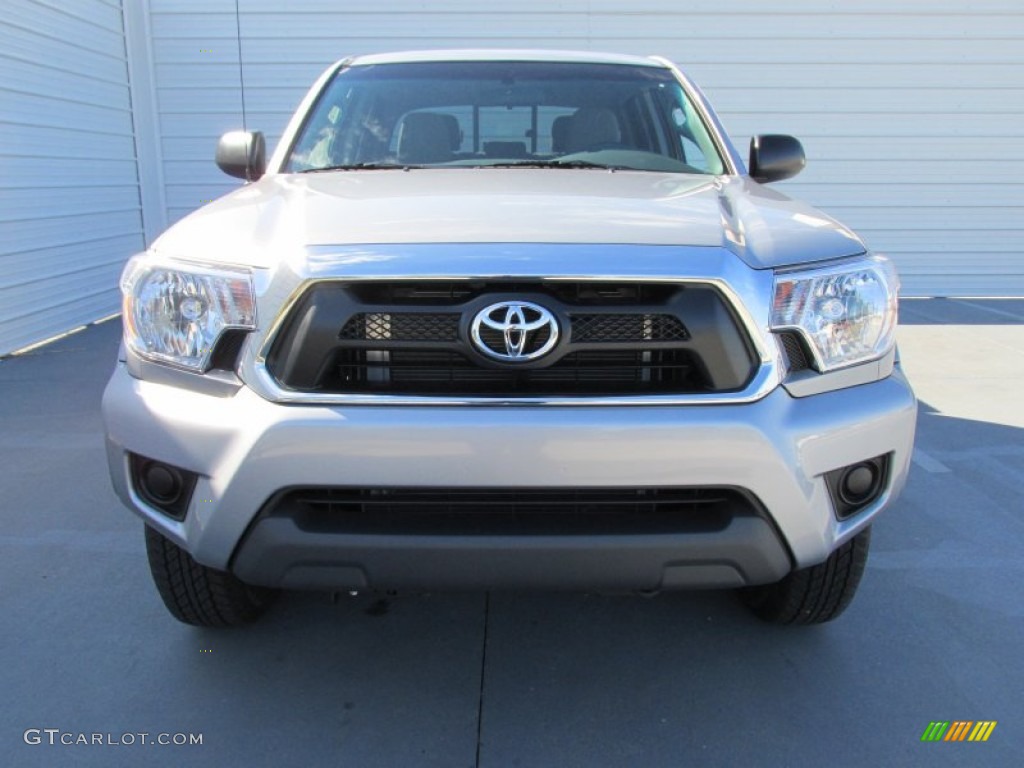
[331,348,700,395]
[261,487,759,536]
[265,280,757,397]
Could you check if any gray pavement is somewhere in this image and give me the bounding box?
[1,299,1022,767]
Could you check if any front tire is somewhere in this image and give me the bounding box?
[741,527,871,625]
[144,525,276,627]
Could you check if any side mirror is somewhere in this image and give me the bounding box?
[216,130,266,181]
[749,134,805,183]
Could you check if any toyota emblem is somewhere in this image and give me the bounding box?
[470,301,559,362]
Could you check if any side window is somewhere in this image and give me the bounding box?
[680,136,710,172]
[678,94,723,174]
[669,102,711,172]
[653,86,720,174]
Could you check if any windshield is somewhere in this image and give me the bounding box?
[285,61,726,175]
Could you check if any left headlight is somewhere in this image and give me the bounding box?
[120,255,256,372]
[771,254,899,373]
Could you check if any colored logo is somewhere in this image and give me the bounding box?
[921,721,996,742]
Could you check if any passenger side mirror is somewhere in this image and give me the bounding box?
[748,134,805,183]
[216,130,266,181]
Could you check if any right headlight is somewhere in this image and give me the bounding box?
[771,254,899,372]
[120,254,256,372]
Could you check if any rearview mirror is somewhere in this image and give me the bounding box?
[749,134,805,184]
[216,130,266,181]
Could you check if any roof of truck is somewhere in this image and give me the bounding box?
[345,49,667,68]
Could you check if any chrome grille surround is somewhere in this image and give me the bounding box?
[241,243,785,405]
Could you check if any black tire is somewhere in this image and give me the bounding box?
[741,526,871,625]
[144,525,276,627]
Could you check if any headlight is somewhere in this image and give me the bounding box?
[771,254,898,372]
[121,255,256,372]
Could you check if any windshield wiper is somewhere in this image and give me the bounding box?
[298,162,417,173]
[484,160,627,170]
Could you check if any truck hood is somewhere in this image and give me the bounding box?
[153,169,865,270]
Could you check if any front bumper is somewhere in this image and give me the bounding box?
[103,363,916,591]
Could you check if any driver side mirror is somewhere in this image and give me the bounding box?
[749,134,805,184]
[216,130,266,181]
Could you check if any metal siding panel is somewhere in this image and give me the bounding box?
[149,0,244,238]
[830,208,1020,231]
[4,0,125,56]
[154,62,250,87]
[0,121,137,159]
[161,135,229,160]
[0,235,141,289]
[34,0,124,31]
[151,38,242,64]
[142,0,1024,296]
[148,11,242,38]
[689,63,1023,89]
[780,184,1023,208]
[1,90,134,134]
[3,24,128,83]
[0,287,122,352]
[2,158,141,188]
[0,54,131,103]
[158,111,246,138]
[1,210,144,255]
[0,186,142,222]
[779,137,1012,162]
[213,0,1024,10]
[704,88,1024,116]
[806,160,1023,185]
[582,0,1024,11]
[0,0,143,355]
[231,11,1023,40]
[0,267,124,326]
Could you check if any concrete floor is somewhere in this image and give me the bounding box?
[1,299,1021,767]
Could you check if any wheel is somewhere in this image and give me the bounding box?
[741,526,871,625]
[144,524,276,627]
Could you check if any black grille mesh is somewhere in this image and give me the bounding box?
[571,313,688,343]
[334,349,699,395]
[339,312,460,341]
[778,331,811,372]
[339,311,686,345]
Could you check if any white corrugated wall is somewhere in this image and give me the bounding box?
[145,0,1024,297]
[0,0,146,354]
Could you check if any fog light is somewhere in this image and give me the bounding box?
[143,464,182,503]
[825,454,890,520]
[129,454,198,520]
[839,464,877,504]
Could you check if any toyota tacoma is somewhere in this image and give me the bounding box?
[102,50,917,627]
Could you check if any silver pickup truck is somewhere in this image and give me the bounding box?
[102,50,916,627]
